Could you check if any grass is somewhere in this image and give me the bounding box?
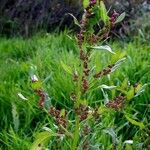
[0,32,150,149]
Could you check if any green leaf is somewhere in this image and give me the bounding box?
[31,81,43,90]
[125,144,133,150]
[99,84,116,90]
[83,0,90,8]
[135,83,149,97]
[60,109,66,117]
[120,78,128,90]
[12,103,19,132]
[68,13,81,28]
[88,45,115,54]
[115,12,126,24]
[125,115,145,129]
[98,106,115,114]
[61,61,73,75]
[30,131,58,150]
[126,86,134,100]
[103,128,119,145]
[100,1,109,24]
[17,92,28,101]
[111,57,126,72]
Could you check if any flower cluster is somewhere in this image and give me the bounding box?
[94,64,115,78]
[106,95,126,110]
[75,104,89,121]
[31,75,46,108]
[49,107,68,133]
[110,11,119,27]
[35,89,46,108]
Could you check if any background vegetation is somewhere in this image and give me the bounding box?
[0,32,150,149]
[0,0,150,36]
[0,0,150,149]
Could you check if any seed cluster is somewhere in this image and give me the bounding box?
[35,89,46,108]
[94,64,115,78]
[83,140,90,150]
[106,95,126,110]
[75,104,89,121]
[76,0,98,94]
[49,107,67,133]
[110,11,119,27]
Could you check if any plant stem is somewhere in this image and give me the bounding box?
[72,116,80,150]
[72,70,82,149]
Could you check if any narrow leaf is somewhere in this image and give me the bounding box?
[89,45,115,54]
[100,1,109,24]
[30,131,58,150]
[126,86,134,100]
[68,13,81,27]
[17,93,28,101]
[61,61,73,75]
[99,84,116,90]
[125,115,145,129]
[12,103,19,132]
[135,83,149,97]
[83,0,90,8]
[103,128,119,145]
[124,140,133,144]
[115,12,126,24]
[111,57,126,72]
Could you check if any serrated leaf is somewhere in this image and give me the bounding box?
[115,12,126,24]
[68,13,81,27]
[30,131,58,150]
[100,1,109,24]
[99,84,116,90]
[126,86,134,100]
[125,115,145,129]
[89,45,115,54]
[61,61,73,75]
[83,0,90,8]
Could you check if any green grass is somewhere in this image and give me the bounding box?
[0,32,150,149]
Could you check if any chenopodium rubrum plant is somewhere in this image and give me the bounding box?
[30,1,149,150]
